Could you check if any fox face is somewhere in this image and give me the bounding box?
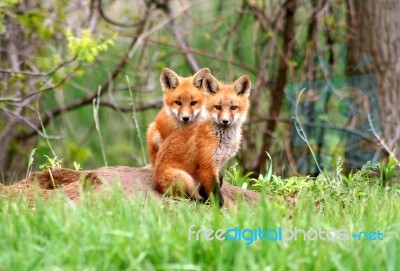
[160,68,210,124]
[202,74,251,127]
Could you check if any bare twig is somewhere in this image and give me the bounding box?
[133,37,257,73]
[23,66,81,101]
[368,114,400,167]
[162,1,201,72]
[0,107,62,140]
[97,0,145,28]
[0,55,77,77]
[294,88,324,177]
[99,98,163,112]
[36,101,57,157]
[0,65,81,104]
[249,116,378,145]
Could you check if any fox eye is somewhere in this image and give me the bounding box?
[191,101,198,106]
[231,106,238,110]
[175,101,182,106]
[214,105,221,110]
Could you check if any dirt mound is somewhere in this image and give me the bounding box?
[1,166,259,207]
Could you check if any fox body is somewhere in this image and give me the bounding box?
[153,74,251,207]
[146,68,210,165]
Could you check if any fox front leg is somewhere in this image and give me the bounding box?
[198,171,224,208]
[213,179,224,208]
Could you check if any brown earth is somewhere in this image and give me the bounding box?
[0,166,260,208]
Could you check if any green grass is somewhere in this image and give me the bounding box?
[0,175,399,271]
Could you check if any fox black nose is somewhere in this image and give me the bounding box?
[183,116,190,122]
[222,119,229,124]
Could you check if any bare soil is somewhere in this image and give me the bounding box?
[0,166,260,207]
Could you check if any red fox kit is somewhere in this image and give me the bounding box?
[146,68,210,165]
[153,73,251,207]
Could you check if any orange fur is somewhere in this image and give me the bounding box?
[154,74,251,207]
[146,68,210,165]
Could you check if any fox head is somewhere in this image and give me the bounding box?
[202,74,251,127]
[160,68,210,124]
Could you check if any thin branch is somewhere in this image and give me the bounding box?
[15,97,162,140]
[0,66,81,103]
[247,1,284,35]
[1,107,62,140]
[162,1,201,72]
[136,37,257,73]
[368,114,400,167]
[0,55,77,77]
[99,98,163,112]
[294,88,324,176]
[249,116,378,145]
[36,102,57,156]
[97,0,145,28]
[23,66,81,100]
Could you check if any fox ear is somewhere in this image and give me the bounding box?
[234,75,251,97]
[192,68,211,88]
[160,68,179,91]
[202,74,220,95]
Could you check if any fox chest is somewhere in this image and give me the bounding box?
[213,129,240,168]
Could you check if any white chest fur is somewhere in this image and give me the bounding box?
[214,125,242,168]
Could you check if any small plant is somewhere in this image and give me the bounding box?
[39,155,64,188]
[223,163,252,188]
[380,156,398,186]
[73,161,81,171]
[248,152,274,189]
[25,148,37,179]
[40,155,64,170]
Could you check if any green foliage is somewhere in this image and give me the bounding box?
[225,155,399,204]
[39,155,64,171]
[0,184,399,270]
[0,0,22,32]
[223,163,253,188]
[64,142,92,167]
[38,153,83,172]
[254,175,313,196]
[65,28,116,63]
[380,156,398,185]
[73,161,81,171]
[0,0,390,183]
[17,8,53,40]
[1,0,21,6]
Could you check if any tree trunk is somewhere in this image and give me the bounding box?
[254,0,297,175]
[347,0,400,158]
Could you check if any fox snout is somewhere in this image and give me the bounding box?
[219,116,233,126]
[177,111,195,123]
[181,115,190,122]
[179,108,202,123]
